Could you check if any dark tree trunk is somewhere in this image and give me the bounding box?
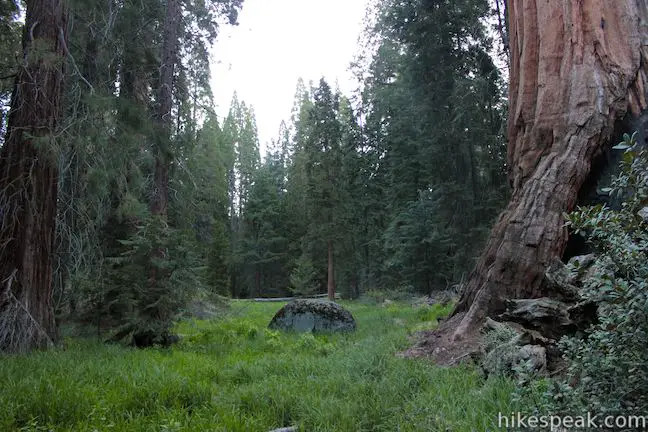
[150,0,180,218]
[327,239,335,301]
[448,0,648,342]
[229,187,238,297]
[149,0,180,291]
[0,0,67,353]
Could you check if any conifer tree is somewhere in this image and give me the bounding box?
[0,0,68,353]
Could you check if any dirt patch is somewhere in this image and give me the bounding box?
[399,312,481,365]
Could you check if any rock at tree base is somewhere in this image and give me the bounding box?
[479,256,603,376]
[268,299,356,333]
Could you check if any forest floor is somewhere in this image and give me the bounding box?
[0,300,523,431]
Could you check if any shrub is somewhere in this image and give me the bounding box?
[543,132,648,417]
[480,322,520,377]
[363,289,389,304]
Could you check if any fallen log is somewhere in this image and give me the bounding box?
[245,294,339,302]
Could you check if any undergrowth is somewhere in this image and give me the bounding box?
[0,301,521,431]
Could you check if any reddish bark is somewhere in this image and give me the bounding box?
[0,0,67,352]
[149,0,180,289]
[448,0,648,342]
[327,239,335,301]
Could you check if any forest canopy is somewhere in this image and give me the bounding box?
[2,0,648,429]
[0,0,510,350]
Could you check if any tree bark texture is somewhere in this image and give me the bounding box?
[0,0,67,353]
[451,0,648,341]
[150,0,180,217]
[327,239,336,301]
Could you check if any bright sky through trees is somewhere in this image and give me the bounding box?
[210,0,369,151]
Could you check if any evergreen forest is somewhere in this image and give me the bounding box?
[2,0,648,430]
[0,0,508,343]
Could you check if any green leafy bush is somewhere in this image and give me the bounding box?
[362,289,389,304]
[546,131,648,417]
[480,323,520,378]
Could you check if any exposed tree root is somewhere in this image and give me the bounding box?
[400,313,482,365]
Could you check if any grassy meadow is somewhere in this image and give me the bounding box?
[0,300,521,431]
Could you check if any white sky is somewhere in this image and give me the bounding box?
[210,0,369,152]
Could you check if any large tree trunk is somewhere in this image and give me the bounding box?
[150,0,180,218]
[449,0,648,342]
[0,0,67,353]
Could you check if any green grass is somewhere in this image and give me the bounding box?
[0,301,521,431]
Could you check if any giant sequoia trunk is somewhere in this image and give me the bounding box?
[448,0,648,342]
[0,0,67,353]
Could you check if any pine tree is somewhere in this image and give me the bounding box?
[355,0,508,293]
[301,79,344,300]
[222,94,261,297]
[0,0,20,139]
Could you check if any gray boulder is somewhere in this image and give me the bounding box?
[268,299,356,333]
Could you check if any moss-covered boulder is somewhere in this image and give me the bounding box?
[268,299,356,333]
